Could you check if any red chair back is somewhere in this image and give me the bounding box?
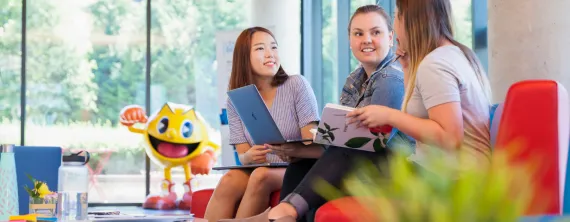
[495,80,569,215]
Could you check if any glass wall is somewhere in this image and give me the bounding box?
[452,0,473,48]
[0,0,22,145]
[321,0,338,106]
[25,0,147,203]
[8,0,301,205]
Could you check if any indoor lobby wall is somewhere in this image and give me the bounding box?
[488,0,570,102]
[251,0,301,75]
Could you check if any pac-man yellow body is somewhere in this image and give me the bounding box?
[119,102,220,210]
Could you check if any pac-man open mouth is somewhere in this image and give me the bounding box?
[148,134,200,158]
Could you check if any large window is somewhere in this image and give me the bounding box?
[0,0,22,146]
[9,0,301,205]
[452,0,473,48]
[25,0,147,203]
[321,0,339,106]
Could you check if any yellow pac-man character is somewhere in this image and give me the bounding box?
[120,103,220,210]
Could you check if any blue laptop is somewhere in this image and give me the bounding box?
[227,84,312,145]
[8,146,61,214]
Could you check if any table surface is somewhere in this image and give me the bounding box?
[87,206,205,222]
[89,206,570,222]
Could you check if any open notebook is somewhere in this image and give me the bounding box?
[312,103,397,152]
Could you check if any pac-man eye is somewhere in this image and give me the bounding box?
[157,117,169,134]
[181,120,193,138]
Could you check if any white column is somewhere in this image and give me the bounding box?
[488,0,570,103]
[251,0,301,75]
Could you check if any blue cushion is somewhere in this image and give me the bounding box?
[489,103,504,150]
[560,115,570,214]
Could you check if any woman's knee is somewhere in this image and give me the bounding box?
[214,169,249,198]
[248,167,281,192]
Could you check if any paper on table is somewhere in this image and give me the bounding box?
[89,213,193,221]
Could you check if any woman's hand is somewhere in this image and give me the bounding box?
[241,145,271,164]
[266,143,296,161]
[346,105,396,128]
[396,38,409,72]
[396,47,409,70]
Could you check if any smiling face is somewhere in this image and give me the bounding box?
[349,12,393,67]
[249,31,280,78]
[144,103,207,166]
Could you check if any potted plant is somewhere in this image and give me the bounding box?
[315,144,535,222]
[24,174,57,217]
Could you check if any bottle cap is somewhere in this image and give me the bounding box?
[62,150,90,164]
[0,144,14,153]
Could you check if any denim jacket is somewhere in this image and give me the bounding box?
[340,50,405,109]
[340,50,415,151]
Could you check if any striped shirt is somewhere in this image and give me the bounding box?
[227,75,320,163]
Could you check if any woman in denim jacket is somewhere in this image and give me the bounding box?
[221,5,413,222]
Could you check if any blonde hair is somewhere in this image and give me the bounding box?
[396,0,492,112]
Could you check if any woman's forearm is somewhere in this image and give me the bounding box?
[291,144,324,158]
[387,109,461,151]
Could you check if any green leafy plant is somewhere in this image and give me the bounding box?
[315,143,537,222]
[24,174,55,199]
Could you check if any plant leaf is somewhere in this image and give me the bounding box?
[24,185,39,198]
[345,137,372,148]
[373,138,384,152]
[330,128,339,131]
[324,123,331,130]
[329,132,336,141]
[318,128,327,134]
[26,173,36,183]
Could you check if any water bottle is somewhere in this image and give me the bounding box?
[0,144,19,220]
[56,151,90,221]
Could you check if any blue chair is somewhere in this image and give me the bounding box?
[14,146,61,214]
[489,103,505,149]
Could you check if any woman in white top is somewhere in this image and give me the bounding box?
[348,0,493,172]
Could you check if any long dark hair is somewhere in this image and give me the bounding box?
[228,27,288,90]
[396,0,491,111]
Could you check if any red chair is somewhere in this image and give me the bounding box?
[314,196,378,222]
[314,80,570,221]
[494,80,568,215]
[191,188,281,218]
[190,148,284,218]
